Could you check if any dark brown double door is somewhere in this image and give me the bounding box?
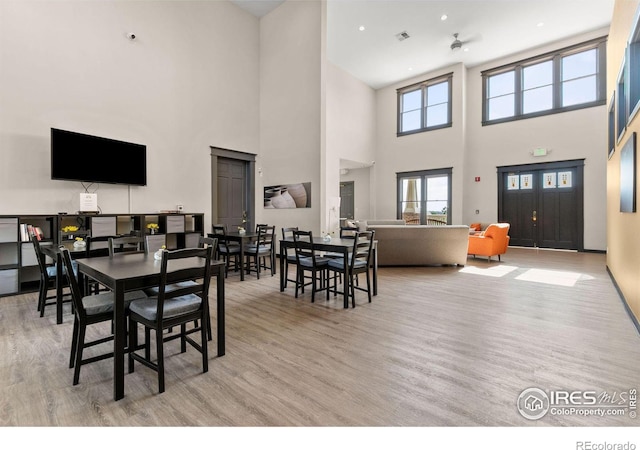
[498,160,584,251]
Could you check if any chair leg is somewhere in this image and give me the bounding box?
[72,323,86,386]
[156,328,165,394]
[180,323,187,353]
[69,317,80,368]
[366,270,372,303]
[201,314,209,373]
[128,318,137,373]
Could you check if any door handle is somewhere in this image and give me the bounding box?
[532,210,537,222]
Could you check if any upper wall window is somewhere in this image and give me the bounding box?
[397,73,452,136]
[482,37,607,126]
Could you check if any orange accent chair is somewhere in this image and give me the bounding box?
[467,223,510,262]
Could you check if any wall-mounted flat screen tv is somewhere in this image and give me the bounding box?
[51,128,147,186]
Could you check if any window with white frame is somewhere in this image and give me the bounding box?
[398,74,452,135]
[482,37,606,125]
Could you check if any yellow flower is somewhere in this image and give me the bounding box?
[62,225,79,232]
[146,223,159,229]
[75,237,83,241]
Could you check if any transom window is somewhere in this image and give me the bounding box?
[398,74,452,135]
[482,37,606,125]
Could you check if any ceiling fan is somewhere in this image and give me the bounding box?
[450,33,464,51]
[450,33,479,51]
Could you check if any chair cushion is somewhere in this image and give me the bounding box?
[328,259,367,270]
[129,294,202,321]
[82,289,148,315]
[298,256,329,268]
[143,280,198,297]
[244,244,271,254]
[219,244,240,254]
[47,260,78,278]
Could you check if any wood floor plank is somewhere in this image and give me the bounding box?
[0,248,639,426]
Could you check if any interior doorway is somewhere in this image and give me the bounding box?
[210,147,256,232]
[498,159,584,250]
[340,181,355,221]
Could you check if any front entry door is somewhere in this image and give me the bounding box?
[498,160,584,250]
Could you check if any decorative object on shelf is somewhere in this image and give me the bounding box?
[147,223,159,235]
[154,245,166,261]
[73,237,86,249]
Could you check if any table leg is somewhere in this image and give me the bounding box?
[113,282,126,401]
[343,248,349,309]
[239,238,245,281]
[56,253,64,324]
[279,242,285,291]
[372,243,378,296]
[216,264,225,357]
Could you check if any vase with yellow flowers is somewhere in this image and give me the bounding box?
[62,225,79,240]
[146,223,159,235]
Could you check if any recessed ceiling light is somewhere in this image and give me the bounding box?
[408,67,413,71]
[359,25,365,31]
[537,22,545,27]
[463,48,469,52]
[441,14,448,21]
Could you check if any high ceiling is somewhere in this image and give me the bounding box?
[232,0,614,90]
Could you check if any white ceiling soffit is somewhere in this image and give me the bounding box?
[327,0,614,89]
[230,0,285,18]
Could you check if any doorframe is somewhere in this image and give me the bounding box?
[210,147,257,230]
[497,158,585,251]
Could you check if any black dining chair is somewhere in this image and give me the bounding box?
[244,225,275,279]
[32,236,75,318]
[281,227,299,288]
[143,235,217,341]
[127,246,213,394]
[210,224,240,278]
[292,230,329,302]
[108,235,146,256]
[59,246,148,386]
[327,230,375,307]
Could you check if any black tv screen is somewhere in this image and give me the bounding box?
[51,128,147,186]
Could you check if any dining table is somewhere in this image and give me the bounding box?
[75,252,226,401]
[279,236,378,309]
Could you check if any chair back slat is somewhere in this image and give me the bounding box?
[108,235,145,256]
[350,230,375,270]
[155,246,213,324]
[292,230,318,262]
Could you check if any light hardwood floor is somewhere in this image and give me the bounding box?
[0,247,639,426]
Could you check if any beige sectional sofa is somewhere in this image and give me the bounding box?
[365,224,470,266]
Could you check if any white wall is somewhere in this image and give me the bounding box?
[340,167,372,220]
[375,63,467,225]
[372,30,608,250]
[0,0,260,228]
[259,0,324,235]
[326,61,376,227]
[465,27,608,250]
